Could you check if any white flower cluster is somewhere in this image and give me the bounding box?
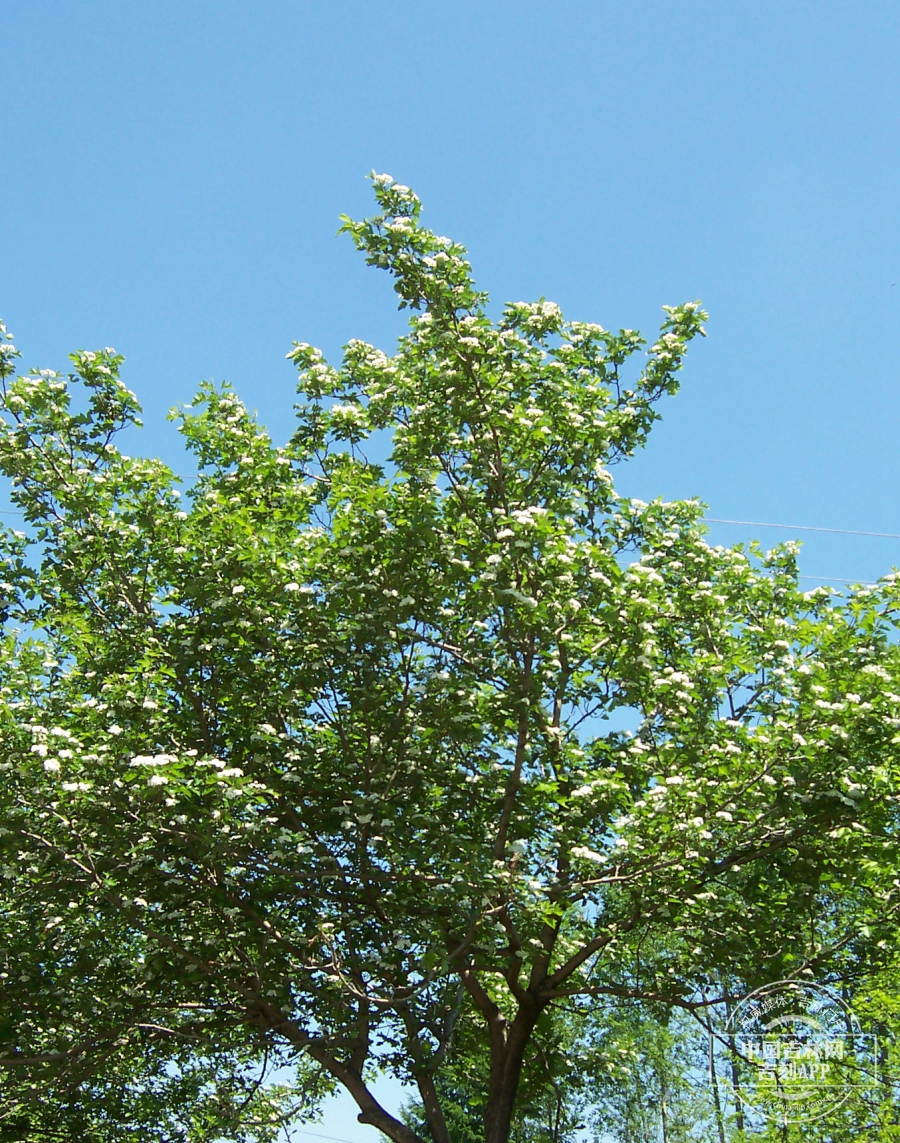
[508,505,549,527]
[131,754,177,767]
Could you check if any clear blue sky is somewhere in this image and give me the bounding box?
[4,0,900,1134]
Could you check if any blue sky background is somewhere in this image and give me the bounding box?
[5,1,900,1136]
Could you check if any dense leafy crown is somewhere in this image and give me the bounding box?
[0,177,899,1143]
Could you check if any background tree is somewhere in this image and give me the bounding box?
[402,957,900,1142]
[1,177,900,1143]
[401,994,711,1143]
[400,996,595,1143]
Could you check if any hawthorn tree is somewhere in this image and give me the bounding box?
[0,1045,306,1143]
[1,175,900,1143]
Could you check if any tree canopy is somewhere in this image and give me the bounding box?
[1,176,899,1143]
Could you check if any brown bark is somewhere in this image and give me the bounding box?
[308,1045,427,1143]
[258,1004,428,1143]
[401,1010,453,1143]
[482,1003,542,1143]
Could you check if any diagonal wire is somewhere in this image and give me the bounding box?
[286,1131,366,1143]
[0,509,891,586]
[0,509,898,534]
[798,575,877,586]
[705,518,900,541]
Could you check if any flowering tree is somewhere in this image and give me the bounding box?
[1,177,899,1143]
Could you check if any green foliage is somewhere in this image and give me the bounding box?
[401,998,595,1143]
[1,177,899,1142]
[0,1047,306,1143]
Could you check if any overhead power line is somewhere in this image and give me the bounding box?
[705,518,900,541]
[798,575,876,586]
[286,1130,363,1143]
[0,509,890,585]
[2,511,897,538]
